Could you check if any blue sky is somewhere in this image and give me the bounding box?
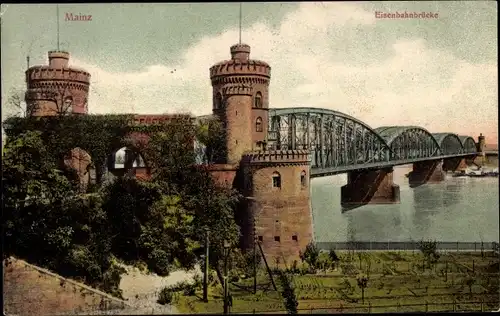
[1,2,498,141]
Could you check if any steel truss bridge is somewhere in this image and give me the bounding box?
[267,108,478,177]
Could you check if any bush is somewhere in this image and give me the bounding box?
[157,287,174,305]
[168,280,197,296]
[299,242,319,269]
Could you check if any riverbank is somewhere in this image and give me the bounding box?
[173,250,499,314]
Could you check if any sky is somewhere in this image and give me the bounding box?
[1,2,498,142]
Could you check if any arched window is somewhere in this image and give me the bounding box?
[272,171,281,188]
[214,92,222,110]
[301,170,307,188]
[256,117,263,132]
[254,92,263,108]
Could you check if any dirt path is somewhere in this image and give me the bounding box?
[118,264,201,314]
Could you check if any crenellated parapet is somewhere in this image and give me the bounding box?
[241,150,311,166]
[24,51,91,116]
[209,43,271,85]
[133,114,193,125]
[26,81,90,92]
[26,67,91,84]
[209,60,271,80]
[211,75,268,86]
[222,84,253,97]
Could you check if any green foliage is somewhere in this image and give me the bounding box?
[157,286,174,305]
[417,240,440,268]
[2,114,242,298]
[276,270,299,314]
[299,242,320,270]
[329,249,340,262]
[234,249,262,278]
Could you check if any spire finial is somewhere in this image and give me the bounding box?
[239,2,242,44]
[56,4,60,51]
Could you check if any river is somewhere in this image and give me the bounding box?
[311,165,499,243]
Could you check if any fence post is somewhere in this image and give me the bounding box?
[481,299,484,312]
[456,241,459,252]
[453,299,456,311]
[425,301,428,312]
[369,302,372,313]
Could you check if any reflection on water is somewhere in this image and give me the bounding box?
[311,166,499,244]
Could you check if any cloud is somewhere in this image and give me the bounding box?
[69,2,497,140]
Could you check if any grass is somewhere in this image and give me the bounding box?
[173,250,499,314]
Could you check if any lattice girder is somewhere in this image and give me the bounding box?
[268,108,392,169]
[459,136,477,153]
[433,133,464,155]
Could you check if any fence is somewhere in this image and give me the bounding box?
[301,300,497,314]
[231,300,498,314]
[316,241,499,252]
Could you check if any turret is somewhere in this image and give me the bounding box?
[477,133,486,154]
[209,44,271,164]
[24,51,91,116]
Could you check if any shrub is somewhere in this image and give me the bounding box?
[157,286,173,305]
[299,242,319,269]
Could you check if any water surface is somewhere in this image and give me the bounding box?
[311,166,499,243]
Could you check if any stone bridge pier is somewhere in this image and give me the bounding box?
[408,160,445,187]
[443,157,468,172]
[341,167,400,208]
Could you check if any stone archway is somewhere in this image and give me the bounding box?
[107,146,149,180]
[63,147,92,192]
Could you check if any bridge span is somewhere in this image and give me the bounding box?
[268,107,478,177]
[266,107,480,208]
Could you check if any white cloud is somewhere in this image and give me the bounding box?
[69,2,497,140]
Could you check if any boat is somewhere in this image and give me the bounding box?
[452,167,498,178]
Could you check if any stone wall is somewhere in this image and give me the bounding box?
[3,257,129,316]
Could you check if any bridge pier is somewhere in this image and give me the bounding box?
[443,158,468,172]
[341,167,400,208]
[408,160,445,187]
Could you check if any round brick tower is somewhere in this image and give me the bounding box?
[25,51,91,116]
[209,44,271,164]
[209,43,314,264]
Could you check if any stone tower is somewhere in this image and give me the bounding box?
[25,51,91,116]
[24,50,92,190]
[477,133,486,154]
[209,43,271,163]
[209,44,314,264]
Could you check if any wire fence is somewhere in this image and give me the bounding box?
[316,241,500,252]
[230,300,499,314]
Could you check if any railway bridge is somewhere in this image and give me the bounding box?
[267,107,480,207]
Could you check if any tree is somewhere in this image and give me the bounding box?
[417,240,440,269]
[4,88,27,118]
[197,117,227,164]
[2,130,123,297]
[299,242,319,270]
[276,270,299,314]
[4,84,78,118]
[141,117,241,276]
[24,82,81,116]
[329,249,340,270]
[2,114,242,298]
[465,275,476,296]
[357,275,369,304]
